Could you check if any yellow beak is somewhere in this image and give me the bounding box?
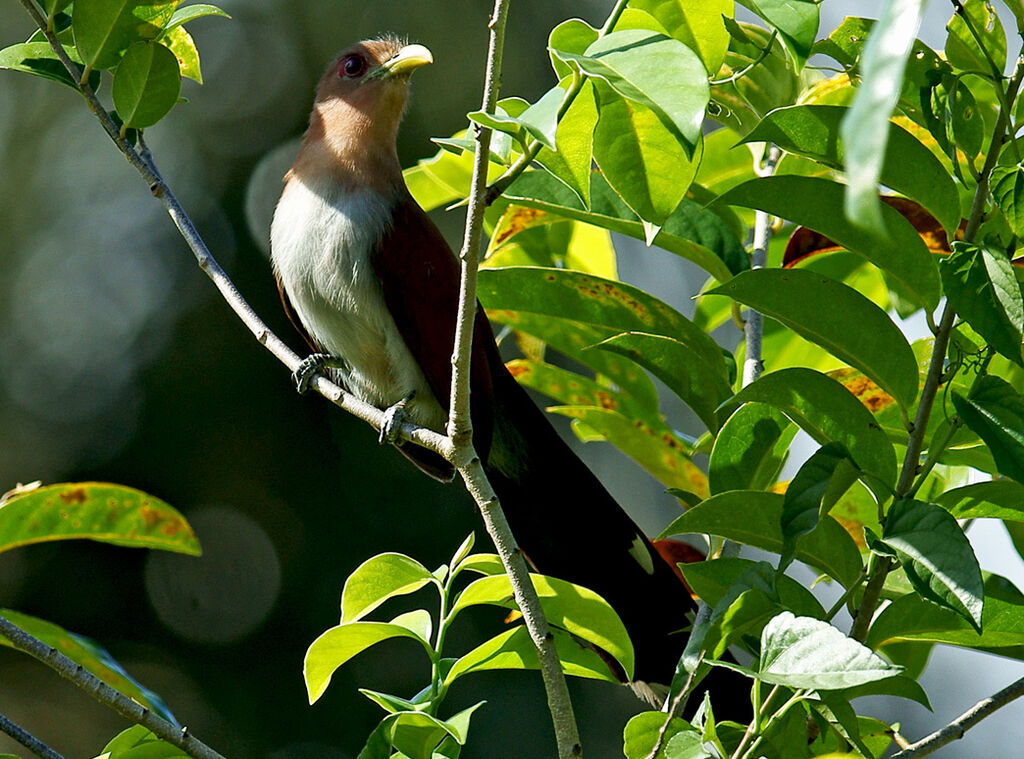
[381,44,433,77]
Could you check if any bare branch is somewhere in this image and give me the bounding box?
[15,0,451,463]
[446,1,582,756]
[0,615,224,759]
[892,675,1024,758]
[742,143,781,387]
[0,712,65,759]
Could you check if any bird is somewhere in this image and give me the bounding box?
[269,36,737,702]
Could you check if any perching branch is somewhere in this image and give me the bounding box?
[0,616,224,759]
[0,711,65,759]
[447,1,582,757]
[16,0,452,466]
[21,0,580,756]
[850,56,1024,643]
[891,675,1024,758]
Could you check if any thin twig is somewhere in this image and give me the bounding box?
[849,57,1024,643]
[446,1,581,756]
[0,616,224,759]
[16,0,451,462]
[742,143,781,387]
[892,675,1024,758]
[0,712,65,759]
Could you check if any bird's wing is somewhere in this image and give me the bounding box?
[370,195,496,464]
[275,272,320,352]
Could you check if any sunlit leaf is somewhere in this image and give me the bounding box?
[0,42,100,91]
[709,268,919,408]
[937,480,1024,521]
[873,499,984,630]
[839,0,926,233]
[73,0,178,72]
[0,482,198,555]
[340,552,436,623]
[709,403,796,494]
[661,491,863,587]
[737,0,819,67]
[718,175,941,309]
[112,41,181,129]
[629,0,732,74]
[945,0,1006,75]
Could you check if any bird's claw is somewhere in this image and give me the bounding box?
[379,392,415,444]
[292,353,335,394]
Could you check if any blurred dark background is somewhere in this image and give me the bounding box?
[1,2,1023,757]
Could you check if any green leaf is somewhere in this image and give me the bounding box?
[557,29,709,152]
[0,42,100,91]
[42,0,73,15]
[452,552,504,577]
[709,268,919,408]
[360,689,424,715]
[680,558,826,620]
[73,0,179,72]
[112,41,181,129]
[743,104,961,234]
[549,405,709,494]
[163,3,230,32]
[0,482,199,555]
[946,0,1006,75]
[548,18,598,80]
[478,267,727,379]
[736,0,819,66]
[717,175,941,309]
[592,84,700,233]
[782,443,860,545]
[709,403,795,494]
[160,25,201,83]
[304,622,432,703]
[991,165,1024,237]
[98,725,188,757]
[403,137,503,211]
[717,368,899,493]
[503,360,656,425]
[623,712,703,759]
[756,612,902,690]
[661,491,863,587]
[486,310,659,408]
[839,0,927,233]
[485,214,617,279]
[840,675,932,710]
[868,573,1024,654]
[504,170,748,281]
[444,625,619,685]
[937,479,1024,521]
[340,552,436,623]
[629,0,732,74]
[536,79,598,206]
[593,331,733,431]
[874,499,984,630]
[953,375,1024,483]
[941,242,1024,366]
[450,573,634,679]
[0,610,178,725]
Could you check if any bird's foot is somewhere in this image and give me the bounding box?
[292,353,342,394]
[379,392,416,444]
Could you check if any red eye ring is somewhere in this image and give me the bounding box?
[340,54,368,78]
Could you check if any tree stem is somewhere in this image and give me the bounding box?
[892,675,1024,758]
[0,616,224,759]
[447,1,582,755]
[0,712,65,759]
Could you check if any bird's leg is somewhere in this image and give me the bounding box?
[292,353,346,394]
[379,391,416,444]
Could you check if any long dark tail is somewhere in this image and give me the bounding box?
[484,364,697,685]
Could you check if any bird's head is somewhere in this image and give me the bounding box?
[297,37,433,190]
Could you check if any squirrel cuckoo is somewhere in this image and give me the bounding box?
[270,37,730,698]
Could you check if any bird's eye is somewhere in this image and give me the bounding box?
[340,54,368,78]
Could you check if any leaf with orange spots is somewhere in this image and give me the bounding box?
[548,405,709,497]
[0,608,178,724]
[0,482,200,555]
[785,196,962,269]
